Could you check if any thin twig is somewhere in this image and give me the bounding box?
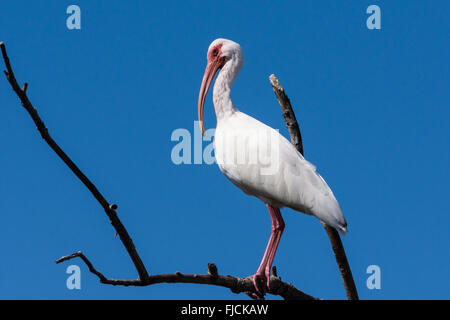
[269,74,359,300]
[1,41,317,300]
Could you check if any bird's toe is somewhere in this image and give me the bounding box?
[251,273,267,299]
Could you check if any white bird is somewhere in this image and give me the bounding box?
[198,38,347,298]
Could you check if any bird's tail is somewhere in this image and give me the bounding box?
[326,209,348,236]
[314,194,348,236]
[335,221,348,235]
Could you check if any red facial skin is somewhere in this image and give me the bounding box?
[198,44,226,135]
[207,44,223,62]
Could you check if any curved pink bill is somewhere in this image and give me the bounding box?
[198,58,223,136]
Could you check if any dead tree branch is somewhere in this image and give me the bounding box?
[56,252,316,300]
[269,74,359,300]
[1,41,316,300]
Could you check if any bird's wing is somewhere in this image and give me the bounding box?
[214,111,347,234]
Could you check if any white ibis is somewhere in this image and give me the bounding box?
[198,39,347,298]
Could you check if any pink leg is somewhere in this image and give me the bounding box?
[251,204,285,297]
[264,207,285,286]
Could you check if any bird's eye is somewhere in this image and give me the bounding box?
[212,48,219,56]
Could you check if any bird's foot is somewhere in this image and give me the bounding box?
[246,272,267,300]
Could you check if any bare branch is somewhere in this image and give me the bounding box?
[270,74,359,300]
[56,252,317,300]
[320,221,359,299]
[269,75,304,156]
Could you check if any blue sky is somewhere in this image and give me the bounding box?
[0,1,449,299]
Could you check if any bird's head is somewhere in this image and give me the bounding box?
[198,38,243,135]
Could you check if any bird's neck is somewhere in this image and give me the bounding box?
[213,57,242,120]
